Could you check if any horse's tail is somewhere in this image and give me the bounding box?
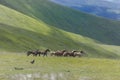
[27,51,30,56]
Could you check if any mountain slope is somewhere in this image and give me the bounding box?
[0,0,120,58]
[0,0,120,45]
[50,0,120,20]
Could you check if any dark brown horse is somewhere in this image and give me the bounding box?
[40,49,50,57]
[35,50,41,56]
[53,50,67,56]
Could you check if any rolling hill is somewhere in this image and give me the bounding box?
[0,0,120,58]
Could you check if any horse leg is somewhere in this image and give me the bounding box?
[43,53,47,57]
[46,53,47,56]
[39,53,40,56]
[42,53,45,57]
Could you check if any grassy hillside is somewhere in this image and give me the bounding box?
[0,0,120,58]
[0,0,120,45]
[0,53,120,80]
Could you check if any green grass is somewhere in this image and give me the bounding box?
[0,0,120,79]
[0,53,120,80]
[0,0,120,59]
[0,0,120,45]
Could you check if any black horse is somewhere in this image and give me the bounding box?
[40,49,50,56]
[27,51,35,56]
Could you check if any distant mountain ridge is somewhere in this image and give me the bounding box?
[72,5,120,20]
[50,0,120,20]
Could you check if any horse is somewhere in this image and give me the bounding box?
[50,51,56,56]
[27,51,35,56]
[63,51,70,57]
[67,50,78,57]
[27,49,39,56]
[53,50,67,56]
[35,50,41,56]
[40,49,50,57]
[74,50,86,57]
[63,50,78,57]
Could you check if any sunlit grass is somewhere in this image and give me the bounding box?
[0,53,120,80]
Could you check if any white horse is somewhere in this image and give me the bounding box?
[74,51,86,57]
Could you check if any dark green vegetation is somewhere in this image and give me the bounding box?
[0,0,120,58]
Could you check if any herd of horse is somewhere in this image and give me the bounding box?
[27,49,86,57]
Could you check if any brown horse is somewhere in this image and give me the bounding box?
[54,50,66,56]
[67,50,78,57]
[40,49,50,57]
[63,50,78,57]
[63,51,70,57]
